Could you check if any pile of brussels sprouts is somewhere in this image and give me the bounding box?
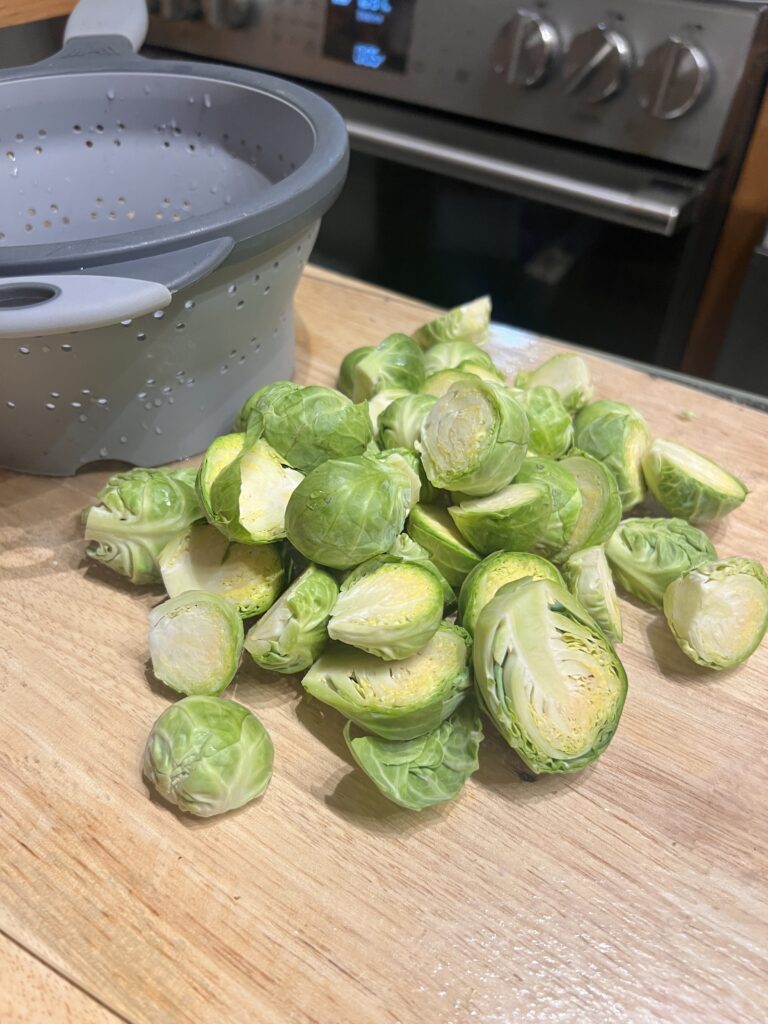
[83,295,768,817]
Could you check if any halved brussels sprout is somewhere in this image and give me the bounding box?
[367,388,412,434]
[378,393,437,450]
[642,438,748,523]
[606,517,717,609]
[521,385,573,458]
[149,590,244,695]
[345,333,425,402]
[515,352,593,413]
[573,400,651,511]
[245,564,338,674]
[366,532,457,612]
[557,450,623,560]
[158,522,284,618]
[448,481,552,555]
[329,561,444,660]
[458,550,563,634]
[344,697,483,811]
[514,456,582,562]
[421,368,480,398]
[423,341,500,377]
[303,622,472,740]
[407,503,481,587]
[663,557,768,669]
[563,546,623,643]
[143,696,273,817]
[236,380,300,432]
[196,432,246,523]
[338,346,374,398]
[84,467,203,585]
[419,378,529,496]
[412,295,491,350]
[474,578,627,773]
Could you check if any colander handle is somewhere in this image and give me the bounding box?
[64,0,149,53]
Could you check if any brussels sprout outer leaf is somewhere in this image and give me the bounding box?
[448,481,552,556]
[236,381,301,432]
[407,503,482,587]
[338,347,374,398]
[379,393,437,450]
[420,369,479,398]
[573,400,651,512]
[642,438,748,523]
[458,551,564,634]
[514,457,582,562]
[522,385,574,459]
[412,296,491,350]
[351,334,425,402]
[515,352,593,413]
[557,450,622,560]
[423,341,499,377]
[563,546,623,644]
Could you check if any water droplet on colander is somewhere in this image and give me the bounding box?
[45,402,56,410]
[144,401,153,410]
[99,447,108,457]
[6,151,15,161]
[61,343,72,351]
[19,346,30,355]
[154,426,163,435]
[203,94,212,108]
[71,401,81,408]
[153,398,162,407]
[152,310,164,319]
[78,414,88,423]
[7,401,16,409]
[121,319,133,327]
[119,435,127,444]
[96,398,108,405]
[106,88,116,101]
[183,299,195,310]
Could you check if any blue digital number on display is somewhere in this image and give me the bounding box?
[352,43,387,68]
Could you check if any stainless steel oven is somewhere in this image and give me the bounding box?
[147,0,768,368]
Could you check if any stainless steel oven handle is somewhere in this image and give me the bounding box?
[345,118,698,237]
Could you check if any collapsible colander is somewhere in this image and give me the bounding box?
[0,0,348,475]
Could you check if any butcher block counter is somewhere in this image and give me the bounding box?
[1,266,767,1024]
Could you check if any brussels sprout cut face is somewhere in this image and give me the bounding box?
[473,578,627,773]
[448,481,552,556]
[514,457,582,562]
[367,388,412,433]
[458,550,563,634]
[642,439,747,523]
[407,503,481,587]
[558,450,622,560]
[516,352,593,413]
[143,696,273,817]
[574,400,651,512]
[412,296,491,350]
[663,557,768,669]
[563,546,623,644]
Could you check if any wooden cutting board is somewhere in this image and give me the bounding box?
[1,267,767,1024]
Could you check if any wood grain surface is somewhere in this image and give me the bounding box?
[1,266,767,1024]
[0,1,73,29]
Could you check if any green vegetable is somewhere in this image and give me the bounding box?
[473,578,627,774]
[521,385,573,458]
[84,467,203,585]
[236,380,300,432]
[303,623,472,740]
[419,378,529,496]
[421,368,480,398]
[378,393,438,450]
[573,400,651,511]
[344,698,483,811]
[606,517,717,609]
[367,388,412,434]
[663,557,768,669]
[338,347,374,398]
[423,341,500,377]
[245,565,338,674]
[642,438,748,523]
[458,550,564,634]
[516,352,593,413]
[448,481,552,555]
[412,295,491,350]
[407,503,481,587]
[557,450,623,560]
[149,590,244,695]
[158,522,284,618]
[563,545,623,643]
[514,456,582,562]
[196,433,246,522]
[351,533,457,613]
[143,696,273,817]
[345,333,425,402]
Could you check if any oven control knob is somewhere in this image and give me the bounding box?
[562,26,632,103]
[205,0,256,29]
[492,10,560,88]
[637,38,710,119]
[159,0,202,19]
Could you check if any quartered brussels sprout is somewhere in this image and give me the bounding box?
[407,503,481,587]
[573,400,651,511]
[344,698,483,811]
[474,578,627,774]
[143,696,273,817]
[563,546,623,644]
[642,438,748,523]
[303,623,472,740]
[329,561,444,660]
[521,385,573,459]
[338,346,374,398]
[423,341,500,377]
[84,467,203,585]
[514,456,582,562]
[458,550,563,635]
[557,450,623,561]
[149,590,244,695]
[419,378,529,496]
[412,295,491,350]
[606,517,717,609]
[245,564,338,674]
[196,432,246,523]
[158,522,284,618]
[663,557,768,669]
[448,481,552,555]
[378,393,437,450]
[515,352,593,413]
[285,451,417,570]
[421,368,480,398]
[367,388,412,434]
[344,333,425,402]
[236,380,300,432]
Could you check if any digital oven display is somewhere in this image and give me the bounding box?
[323,0,417,74]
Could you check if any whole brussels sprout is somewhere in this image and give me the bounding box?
[557,450,623,560]
[419,378,529,496]
[84,467,203,585]
[379,393,437,450]
[514,456,582,562]
[345,333,425,402]
[412,295,491,350]
[642,438,748,523]
[521,385,573,458]
[458,550,564,635]
[563,545,623,644]
[606,517,717,609]
[407,503,481,587]
[574,400,651,511]
[663,557,768,669]
[143,696,273,817]
[338,346,374,398]
[344,698,483,811]
[474,578,627,774]
[236,380,300,432]
[421,368,480,398]
[423,341,500,377]
[516,352,593,413]
[196,433,246,523]
[303,622,472,740]
[448,481,552,555]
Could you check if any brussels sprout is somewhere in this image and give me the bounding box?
[514,457,582,562]
[143,696,273,817]
[521,386,573,458]
[516,352,593,413]
[158,522,284,618]
[196,433,246,523]
[344,698,483,811]
[412,295,491,350]
[236,380,300,432]
[423,341,501,377]
[346,334,425,402]
[245,565,338,674]
[642,439,748,523]
[285,451,417,570]
[464,363,506,384]
[606,517,717,609]
[421,368,480,398]
[338,346,374,398]
[419,378,529,496]
[407,503,481,587]
[474,578,627,774]
[329,561,444,660]
[448,481,552,555]
[458,550,563,635]
[149,590,244,695]
[563,546,622,643]
[368,532,457,612]
[663,557,768,669]
[367,388,412,434]
[557,450,623,560]
[303,623,472,740]
[379,393,437,450]
[84,467,203,585]
[375,449,423,508]
[573,400,651,511]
